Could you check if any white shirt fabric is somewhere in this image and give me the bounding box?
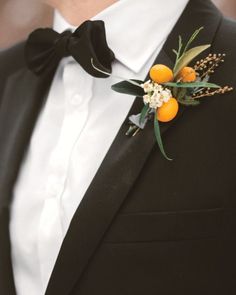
[9,0,189,294]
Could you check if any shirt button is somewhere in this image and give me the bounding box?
[69,94,83,106]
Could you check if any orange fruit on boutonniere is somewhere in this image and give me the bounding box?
[178,66,197,82]
[157,98,179,122]
[150,64,174,84]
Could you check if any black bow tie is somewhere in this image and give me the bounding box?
[25,20,115,78]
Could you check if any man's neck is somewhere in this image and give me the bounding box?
[44,0,118,26]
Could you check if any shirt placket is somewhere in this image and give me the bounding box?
[37,61,93,291]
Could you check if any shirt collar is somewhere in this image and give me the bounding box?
[54,0,189,73]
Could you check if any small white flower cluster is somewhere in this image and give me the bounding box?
[141,80,172,109]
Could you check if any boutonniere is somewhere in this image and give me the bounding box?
[92,27,233,160]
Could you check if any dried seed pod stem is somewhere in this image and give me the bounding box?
[192,86,233,99]
[194,53,226,79]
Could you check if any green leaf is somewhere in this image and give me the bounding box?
[164,81,220,88]
[126,79,144,87]
[177,97,200,106]
[172,87,178,97]
[174,44,210,77]
[173,36,183,70]
[172,49,178,56]
[111,80,145,97]
[182,27,204,54]
[139,104,150,125]
[154,117,172,161]
[178,35,183,52]
[177,87,187,100]
[176,88,200,106]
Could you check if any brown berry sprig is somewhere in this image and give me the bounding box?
[194,53,225,79]
[193,85,233,99]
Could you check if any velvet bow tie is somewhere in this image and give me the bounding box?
[25,20,115,78]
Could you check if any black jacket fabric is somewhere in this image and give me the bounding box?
[0,1,236,294]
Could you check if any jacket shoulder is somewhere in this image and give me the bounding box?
[213,17,236,83]
[212,17,236,115]
[213,17,236,54]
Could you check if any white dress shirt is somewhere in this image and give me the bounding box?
[9,0,189,294]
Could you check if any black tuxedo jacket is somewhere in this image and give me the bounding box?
[0,0,236,294]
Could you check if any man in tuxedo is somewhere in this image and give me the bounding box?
[0,0,236,294]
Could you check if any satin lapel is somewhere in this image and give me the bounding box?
[0,67,54,294]
[45,1,222,295]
